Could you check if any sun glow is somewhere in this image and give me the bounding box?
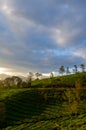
[0,67,11,75]
[0,68,7,74]
[2,4,12,15]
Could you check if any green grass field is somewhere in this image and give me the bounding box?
[0,88,86,130]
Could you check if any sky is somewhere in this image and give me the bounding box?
[0,0,86,75]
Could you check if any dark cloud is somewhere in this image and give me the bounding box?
[0,0,86,74]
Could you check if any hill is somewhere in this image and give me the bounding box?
[0,88,86,130]
[32,72,86,88]
[0,72,86,89]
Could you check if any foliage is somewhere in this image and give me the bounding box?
[35,72,42,80]
[59,65,65,75]
[80,64,85,72]
[0,72,86,89]
[66,67,70,75]
[32,72,86,88]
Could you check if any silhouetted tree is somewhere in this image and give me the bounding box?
[66,67,70,75]
[59,66,65,75]
[35,72,42,80]
[80,64,85,72]
[73,65,78,74]
[50,72,54,78]
[27,72,33,87]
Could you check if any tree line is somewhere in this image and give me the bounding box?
[0,72,42,89]
[58,64,85,75]
[0,64,85,89]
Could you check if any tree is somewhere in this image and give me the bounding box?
[27,72,33,87]
[35,72,42,80]
[73,65,78,74]
[59,66,65,75]
[4,76,22,88]
[50,72,54,78]
[66,67,70,75]
[11,76,22,87]
[4,77,11,88]
[22,81,27,88]
[80,64,85,72]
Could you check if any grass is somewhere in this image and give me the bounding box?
[0,88,86,130]
[32,72,86,88]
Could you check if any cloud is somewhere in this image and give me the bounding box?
[0,0,86,74]
[74,47,86,60]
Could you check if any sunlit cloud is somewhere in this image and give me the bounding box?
[2,5,11,15]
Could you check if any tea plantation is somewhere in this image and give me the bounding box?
[0,87,86,130]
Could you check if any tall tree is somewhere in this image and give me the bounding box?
[35,72,42,80]
[73,65,78,74]
[50,72,54,78]
[27,72,33,87]
[80,64,85,72]
[66,67,70,75]
[59,66,65,75]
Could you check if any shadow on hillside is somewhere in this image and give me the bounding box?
[1,89,47,128]
[0,102,6,128]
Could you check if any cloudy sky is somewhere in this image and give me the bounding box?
[0,0,86,75]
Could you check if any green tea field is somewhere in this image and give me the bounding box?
[0,88,86,130]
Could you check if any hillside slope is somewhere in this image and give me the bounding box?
[32,72,86,88]
[0,88,86,130]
